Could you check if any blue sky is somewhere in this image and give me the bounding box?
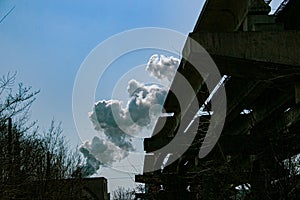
[0,0,205,192]
[0,0,284,193]
[0,0,204,141]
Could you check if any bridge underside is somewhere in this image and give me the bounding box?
[136,0,300,199]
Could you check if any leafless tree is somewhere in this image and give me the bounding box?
[0,72,81,198]
[112,186,135,200]
[112,185,145,200]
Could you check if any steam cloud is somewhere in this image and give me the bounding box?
[146,54,179,81]
[79,55,180,176]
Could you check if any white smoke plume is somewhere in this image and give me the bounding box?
[79,55,179,176]
[78,145,101,177]
[146,54,179,82]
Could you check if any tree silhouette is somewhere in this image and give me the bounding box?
[0,72,81,198]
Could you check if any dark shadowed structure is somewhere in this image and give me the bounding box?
[1,177,109,200]
[136,0,300,199]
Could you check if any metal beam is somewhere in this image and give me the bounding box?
[253,104,300,136]
[210,55,300,81]
[225,79,267,123]
[223,87,293,136]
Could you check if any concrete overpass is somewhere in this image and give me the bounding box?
[136,0,300,199]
